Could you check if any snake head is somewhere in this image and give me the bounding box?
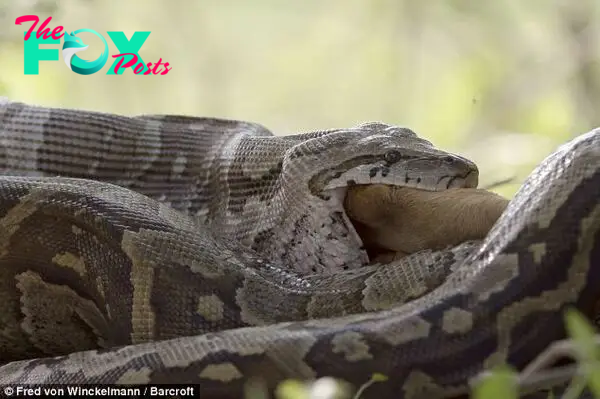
[287,122,479,198]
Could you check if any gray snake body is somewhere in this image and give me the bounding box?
[0,98,598,398]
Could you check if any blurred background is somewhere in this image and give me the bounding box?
[1,0,599,198]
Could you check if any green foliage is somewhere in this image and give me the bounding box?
[470,309,600,399]
[472,365,519,399]
[564,308,600,398]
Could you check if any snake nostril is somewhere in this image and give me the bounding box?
[444,156,455,164]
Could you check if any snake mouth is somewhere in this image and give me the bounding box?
[322,167,481,264]
[341,173,506,264]
[443,170,479,190]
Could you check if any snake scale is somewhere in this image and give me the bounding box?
[0,97,598,399]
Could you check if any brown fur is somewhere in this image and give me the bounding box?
[344,185,509,262]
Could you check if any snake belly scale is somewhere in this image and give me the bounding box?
[0,97,598,399]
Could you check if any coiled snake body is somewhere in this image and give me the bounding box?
[0,98,598,398]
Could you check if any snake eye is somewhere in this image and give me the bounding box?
[384,150,402,163]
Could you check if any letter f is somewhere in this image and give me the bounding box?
[22,34,59,75]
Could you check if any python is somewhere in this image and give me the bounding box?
[15,15,172,75]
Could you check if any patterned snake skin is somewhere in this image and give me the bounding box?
[0,97,598,399]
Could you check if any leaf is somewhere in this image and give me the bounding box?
[274,380,309,399]
[471,366,519,399]
[371,373,388,382]
[564,308,600,398]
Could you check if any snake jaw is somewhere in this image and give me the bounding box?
[321,162,479,263]
[444,169,479,190]
[326,186,369,257]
